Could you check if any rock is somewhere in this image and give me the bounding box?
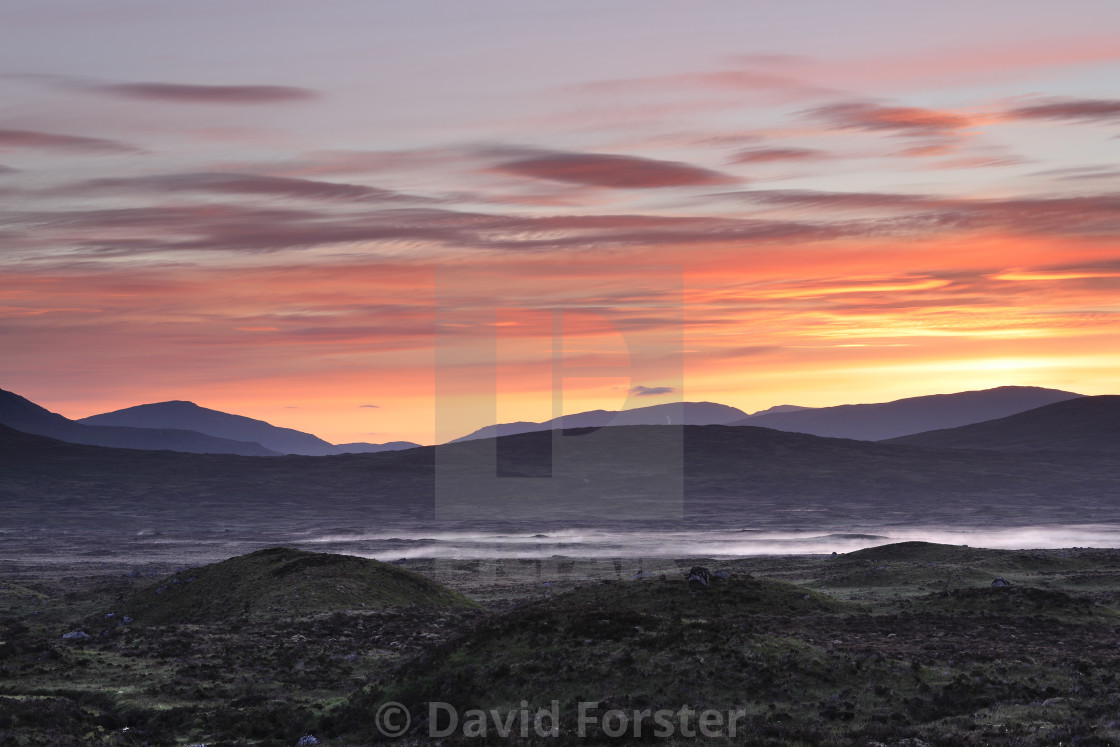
[687,566,710,590]
[61,630,89,640]
[297,736,320,746]
[991,577,1011,587]
[712,570,731,581]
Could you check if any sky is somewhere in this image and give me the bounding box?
[2,1,1120,445]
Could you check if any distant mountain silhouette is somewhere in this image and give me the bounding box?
[885,395,1120,452]
[740,404,810,418]
[79,400,420,455]
[0,387,278,456]
[81,400,334,454]
[726,386,1082,441]
[451,401,747,442]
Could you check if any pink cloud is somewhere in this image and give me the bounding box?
[60,172,429,203]
[807,101,975,137]
[730,147,831,164]
[0,128,140,154]
[572,65,835,102]
[806,34,1120,91]
[1007,97,1120,124]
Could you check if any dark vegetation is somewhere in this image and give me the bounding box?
[4,542,1120,744]
[121,548,478,624]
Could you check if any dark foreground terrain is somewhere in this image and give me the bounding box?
[3,542,1120,745]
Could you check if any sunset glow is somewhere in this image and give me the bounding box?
[3,2,1120,443]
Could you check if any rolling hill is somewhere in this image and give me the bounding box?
[727,385,1082,441]
[5,417,1120,529]
[885,395,1120,452]
[0,387,278,456]
[120,547,477,624]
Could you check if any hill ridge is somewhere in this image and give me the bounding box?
[727,385,1082,441]
[886,395,1120,452]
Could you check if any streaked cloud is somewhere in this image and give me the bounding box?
[807,101,975,136]
[730,147,831,164]
[57,172,428,203]
[1007,97,1120,124]
[630,385,675,396]
[0,128,140,154]
[490,150,738,189]
[1031,165,1120,181]
[94,82,317,104]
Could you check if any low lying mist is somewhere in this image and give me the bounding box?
[7,524,1120,569]
[301,524,1120,561]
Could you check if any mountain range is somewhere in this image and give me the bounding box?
[0,388,279,456]
[451,401,747,442]
[0,384,1094,459]
[727,385,1082,440]
[452,386,1080,443]
[79,400,418,456]
[4,394,1120,530]
[0,388,418,456]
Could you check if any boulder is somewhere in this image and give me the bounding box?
[687,566,711,590]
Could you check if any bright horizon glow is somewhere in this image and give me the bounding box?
[3,2,1120,444]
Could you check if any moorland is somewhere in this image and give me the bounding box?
[4,542,1120,745]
